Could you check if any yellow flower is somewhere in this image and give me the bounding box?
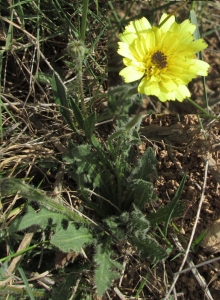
[117,13,210,102]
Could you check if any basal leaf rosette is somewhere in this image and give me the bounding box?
[117,13,210,102]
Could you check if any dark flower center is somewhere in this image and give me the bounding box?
[151,51,167,69]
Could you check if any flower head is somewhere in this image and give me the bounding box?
[117,13,210,102]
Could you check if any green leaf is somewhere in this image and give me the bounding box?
[108,115,141,145]
[128,147,157,182]
[191,230,207,251]
[190,9,200,41]
[163,174,186,236]
[51,272,78,300]
[63,141,115,214]
[126,179,156,210]
[51,73,77,132]
[18,267,35,300]
[103,216,126,241]
[50,223,92,252]
[83,111,97,139]
[68,95,85,130]
[36,71,51,85]
[124,113,145,132]
[94,245,123,297]
[2,177,90,224]
[147,201,185,227]
[108,84,142,115]
[123,205,151,239]
[107,116,140,168]
[64,142,101,188]
[114,115,130,129]
[0,177,23,196]
[8,206,65,233]
[51,73,67,107]
[130,235,167,262]
[107,129,125,143]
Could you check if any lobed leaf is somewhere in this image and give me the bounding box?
[94,245,123,297]
[83,111,97,139]
[50,223,92,253]
[130,235,167,262]
[126,179,156,210]
[8,206,65,233]
[128,147,158,182]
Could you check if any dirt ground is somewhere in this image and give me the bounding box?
[137,114,220,300]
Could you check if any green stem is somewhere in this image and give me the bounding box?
[186,98,220,120]
[81,0,89,42]
[77,68,87,117]
[68,40,88,117]
[186,97,209,115]
[18,267,35,300]
[79,0,89,116]
[0,242,44,262]
[0,284,48,298]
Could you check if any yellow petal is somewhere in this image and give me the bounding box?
[119,32,137,45]
[159,13,175,32]
[161,32,179,53]
[117,42,135,60]
[160,75,178,91]
[143,31,156,52]
[189,59,210,76]
[190,39,208,53]
[138,78,160,97]
[132,17,152,33]
[117,13,210,102]
[122,58,145,70]
[160,90,176,102]
[180,19,196,34]
[119,17,152,45]
[132,38,146,60]
[119,66,144,82]
[174,85,190,101]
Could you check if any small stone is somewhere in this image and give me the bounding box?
[201,219,220,253]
